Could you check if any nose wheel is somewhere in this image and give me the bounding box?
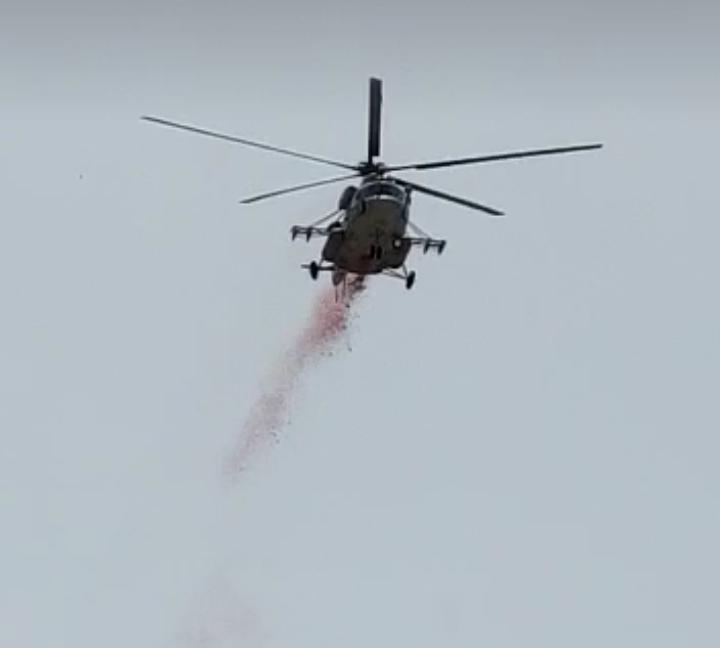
[405,271,416,290]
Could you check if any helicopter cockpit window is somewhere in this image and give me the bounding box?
[358,182,403,200]
[358,183,381,198]
[381,184,403,199]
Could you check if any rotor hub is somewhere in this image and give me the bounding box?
[358,161,387,177]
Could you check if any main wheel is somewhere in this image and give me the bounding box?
[309,261,319,280]
[405,271,416,290]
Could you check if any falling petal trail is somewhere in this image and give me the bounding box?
[175,575,267,647]
[226,276,366,474]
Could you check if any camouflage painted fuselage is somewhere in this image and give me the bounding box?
[321,179,412,275]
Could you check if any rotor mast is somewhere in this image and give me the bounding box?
[366,77,383,172]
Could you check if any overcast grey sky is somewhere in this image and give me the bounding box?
[2,1,719,646]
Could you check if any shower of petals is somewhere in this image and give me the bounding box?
[226,276,366,475]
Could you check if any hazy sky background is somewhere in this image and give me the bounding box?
[2,1,719,646]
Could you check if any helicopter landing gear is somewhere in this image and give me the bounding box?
[381,264,416,289]
[302,261,334,280]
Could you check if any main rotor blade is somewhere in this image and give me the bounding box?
[393,178,504,216]
[387,143,603,172]
[367,77,382,163]
[239,173,362,204]
[141,115,359,171]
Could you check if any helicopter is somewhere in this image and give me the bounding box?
[142,78,601,290]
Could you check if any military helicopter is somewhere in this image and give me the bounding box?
[142,78,601,290]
